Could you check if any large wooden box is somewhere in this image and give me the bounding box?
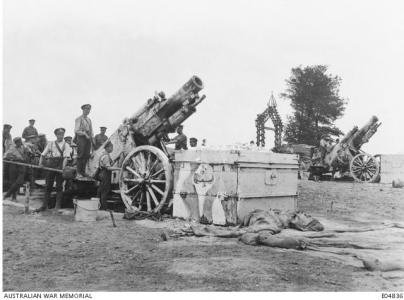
[379,154,404,183]
[172,149,299,225]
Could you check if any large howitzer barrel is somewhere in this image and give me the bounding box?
[128,76,205,146]
[350,115,381,149]
[340,126,358,145]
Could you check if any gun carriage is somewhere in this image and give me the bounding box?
[309,116,381,182]
[86,76,206,213]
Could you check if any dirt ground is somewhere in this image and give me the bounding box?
[3,180,404,291]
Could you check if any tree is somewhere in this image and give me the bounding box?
[281,65,346,146]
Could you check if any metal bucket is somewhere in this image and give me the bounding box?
[73,197,100,222]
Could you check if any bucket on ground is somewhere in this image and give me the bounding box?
[74,197,100,222]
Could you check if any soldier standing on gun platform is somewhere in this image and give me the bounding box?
[35,128,71,213]
[22,119,38,141]
[74,104,94,178]
[96,141,114,210]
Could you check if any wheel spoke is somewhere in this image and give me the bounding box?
[149,159,159,174]
[131,189,141,206]
[150,168,164,178]
[366,169,375,178]
[145,152,151,172]
[150,179,166,183]
[126,166,141,178]
[124,183,140,194]
[123,178,143,183]
[146,190,151,211]
[147,186,160,206]
[351,165,362,171]
[138,191,145,209]
[151,183,164,196]
[139,152,146,171]
[131,157,141,171]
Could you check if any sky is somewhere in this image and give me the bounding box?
[3,0,404,154]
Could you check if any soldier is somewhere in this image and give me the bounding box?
[36,128,71,213]
[3,124,13,153]
[22,119,39,141]
[74,104,94,177]
[3,137,29,200]
[94,126,108,150]
[167,125,188,150]
[319,134,333,161]
[96,141,114,210]
[3,124,13,191]
[189,137,198,148]
[25,134,41,184]
[64,136,77,166]
[37,133,48,153]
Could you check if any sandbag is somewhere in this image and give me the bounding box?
[239,233,259,245]
[191,224,244,238]
[361,258,404,272]
[241,209,286,234]
[290,211,324,231]
[258,231,307,250]
[392,179,404,188]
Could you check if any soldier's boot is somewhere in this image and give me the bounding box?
[54,192,63,214]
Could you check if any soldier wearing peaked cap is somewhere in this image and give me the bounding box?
[35,128,71,213]
[22,119,38,141]
[94,126,108,150]
[74,104,94,177]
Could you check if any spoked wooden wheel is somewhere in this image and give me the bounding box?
[350,153,380,183]
[119,146,173,212]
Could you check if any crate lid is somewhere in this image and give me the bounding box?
[174,149,298,165]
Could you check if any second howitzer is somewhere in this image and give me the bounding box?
[311,115,381,182]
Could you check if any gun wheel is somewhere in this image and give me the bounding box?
[350,153,380,183]
[119,146,173,213]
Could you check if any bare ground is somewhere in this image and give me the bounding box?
[3,180,404,291]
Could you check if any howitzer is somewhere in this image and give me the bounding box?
[311,115,381,183]
[86,76,206,212]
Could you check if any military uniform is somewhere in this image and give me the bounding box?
[173,133,188,150]
[38,129,71,211]
[96,150,113,210]
[94,133,108,150]
[74,105,93,176]
[2,136,13,153]
[22,126,38,141]
[3,138,29,199]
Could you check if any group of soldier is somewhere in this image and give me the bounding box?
[2,104,112,212]
[2,102,209,213]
